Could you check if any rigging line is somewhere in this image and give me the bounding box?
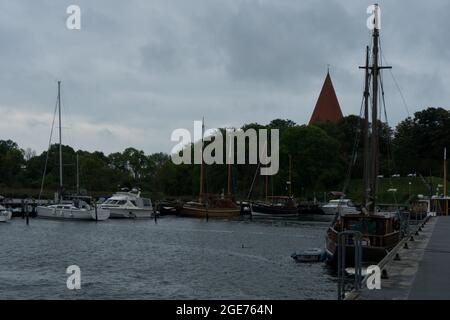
[39,94,59,200]
[380,47,411,118]
[342,93,365,195]
[379,70,399,205]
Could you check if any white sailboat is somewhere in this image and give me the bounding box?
[36,81,109,221]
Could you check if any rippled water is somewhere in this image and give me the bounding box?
[0,216,337,299]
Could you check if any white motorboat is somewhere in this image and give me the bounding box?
[321,199,360,216]
[100,188,154,218]
[0,205,12,222]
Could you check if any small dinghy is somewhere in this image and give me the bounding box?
[291,248,326,263]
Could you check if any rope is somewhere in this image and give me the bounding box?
[341,92,366,195]
[38,94,59,200]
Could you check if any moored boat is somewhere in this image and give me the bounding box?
[180,120,241,219]
[180,196,241,219]
[100,188,154,219]
[36,81,109,222]
[37,199,109,221]
[321,199,360,216]
[0,205,12,222]
[325,9,403,266]
[251,196,298,216]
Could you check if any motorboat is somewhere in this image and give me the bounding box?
[100,188,154,219]
[321,199,360,216]
[0,205,12,222]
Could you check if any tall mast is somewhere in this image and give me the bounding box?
[444,147,448,216]
[58,81,63,201]
[367,4,391,213]
[265,175,268,202]
[76,153,80,195]
[362,46,370,209]
[199,118,204,203]
[369,25,379,213]
[288,154,292,196]
[227,129,232,197]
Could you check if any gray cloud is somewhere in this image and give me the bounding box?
[0,0,449,155]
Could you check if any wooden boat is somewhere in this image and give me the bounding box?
[248,155,298,216]
[325,212,401,266]
[251,196,298,216]
[180,120,240,219]
[325,10,402,266]
[180,196,240,219]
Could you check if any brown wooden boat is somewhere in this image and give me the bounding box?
[325,212,401,266]
[325,13,403,266]
[180,196,241,219]
[180,120,240,219]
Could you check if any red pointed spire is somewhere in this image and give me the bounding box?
[309,71,343,125]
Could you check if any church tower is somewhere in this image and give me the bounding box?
[309,71,343,125]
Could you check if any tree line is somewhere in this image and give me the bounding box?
[0,107,448,200]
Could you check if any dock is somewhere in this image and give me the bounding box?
[350,216,450,300]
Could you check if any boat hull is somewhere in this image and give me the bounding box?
[180,205,241,219]
[251,204,298,216]
[325,245,388,267]
[107,208,154,219]
[0,211,12,222]
[37,206,109,221]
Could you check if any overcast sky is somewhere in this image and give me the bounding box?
[0,0,448,155]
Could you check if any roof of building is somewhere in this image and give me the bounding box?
[309,72,343,125]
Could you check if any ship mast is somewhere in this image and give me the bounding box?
[288,154,292,196]
[58,81,63,202]
[365,4,391,213]
[444,147,448,216]
[362,46,371,209]
[227,128,233,198]
[199,118,204,203]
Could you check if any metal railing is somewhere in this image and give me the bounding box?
[337,231,362,300]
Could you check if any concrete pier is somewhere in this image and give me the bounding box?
[353,216,450,300]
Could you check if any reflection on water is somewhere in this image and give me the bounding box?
[0,216,336,299]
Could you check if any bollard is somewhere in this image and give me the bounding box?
[404,242,409,249]
[25,201,29,225]
[394,253,401,261]
[381,269,389,279]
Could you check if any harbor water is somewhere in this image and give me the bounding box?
[0,216,336,299]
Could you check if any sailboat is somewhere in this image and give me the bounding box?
[325,7,402,265]
[36,81,109,221]
[251,155,298,216]
[180,121,241,219]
